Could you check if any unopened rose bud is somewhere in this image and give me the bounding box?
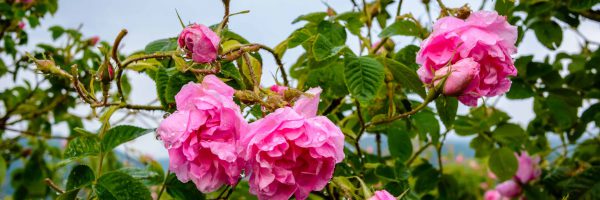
[178,24,220,63]
[18,22,25,30]
[89,36,100,46]
[327,7,336,17]
[97,63,115,83]
[433,58,479,96]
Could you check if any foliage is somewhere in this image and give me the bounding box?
[1,0,600,199]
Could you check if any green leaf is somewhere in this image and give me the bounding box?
[48,26,65,40]
[155,67,169,108]
[101,125,153,152]
[506,78,534,99]
[489,147,518,181]
[568,0,599,11]
[566,166,600,200]
[305,62,348,99]
[317,21,347,46]
[394,45,420,70]
[117,168,163,185]
[292,12,328,24]
[0,156,5,185]
[531,20,562,50]
[0,59,6,77]
[387,129,412,162]
[66,165,95,190]
[344,56,385,103]
[165,173,205,200]
[219,62,245,90]
[378,20,421,38]
[95,171,152,200]
[312,34,346,61]
[64,135,100,159]
[411,110,440,143]
[436,96,458,128]
[492,123,526,147]
[288,28,312,48]
[495,0,514,16]
[378,57,426,98]
[166,73,197,104]
[145,38,178,54]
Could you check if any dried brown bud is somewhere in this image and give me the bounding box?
[455,4,471,20]
[235,90,260,104]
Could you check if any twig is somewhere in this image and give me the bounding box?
[406,142,432,167]
[436,129,450,174]
[156,170,170,200]
[257,44,289,86]
[3,127,70,140]
[113,29,129,103]
[112,29,128,68]
[354,100,366,163]
[90,103,164,111]
[121,52,174,68]
[44,178,65,194]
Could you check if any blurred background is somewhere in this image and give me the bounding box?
[0,0,598,193]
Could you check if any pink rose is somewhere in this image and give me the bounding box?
[242,88,345,200]
[178,24,220,64]
[369,190,396,200]
[484,190,504,200]
[495,179,521,198]
[18,22,25,30]
[417,11,517,106]
[89,36,100,46]
[157,75,246,193]
[269,85,288,95]
[515,152,541,184]
[433,58,480,96]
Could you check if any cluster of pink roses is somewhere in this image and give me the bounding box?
[157,75,345,200]
[484,152,541,200]
[417,11,518,106]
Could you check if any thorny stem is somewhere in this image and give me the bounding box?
[437,129,450,174]
[217,0,231,35]
[44,178,65,194]
[406,142,432,167]
[242,53,260,93]
[113,29,129,103]
[257,44,289,86]
[3,126,70,140]
[121,52,174,68]
[91,102,164,111]
[376,132,382,159]
[354,100,366,164]
[157,170,170,200]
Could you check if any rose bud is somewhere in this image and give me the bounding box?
[89,36,100,46]
[432,58,479,96]
[178,24,220,64]
[369,190,396,200]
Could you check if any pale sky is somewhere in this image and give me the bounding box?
[2,0,598,159]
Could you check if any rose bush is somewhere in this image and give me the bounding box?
[1,0,599,200]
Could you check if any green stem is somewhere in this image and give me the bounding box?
[354,100,366,163]
[156,170,170,200]
[406,142,432,167]
[368,89,438,127]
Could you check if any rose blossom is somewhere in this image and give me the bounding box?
[270,85,288,95]
[484,190,505,200]
[18,22,25,30]
[369,190,396,200]
[157,75,246,193]
[417,11,518,106]
[495,180,521,198]
[242,87,345,200]
[178,24,220,63]
[515,152,541,183]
